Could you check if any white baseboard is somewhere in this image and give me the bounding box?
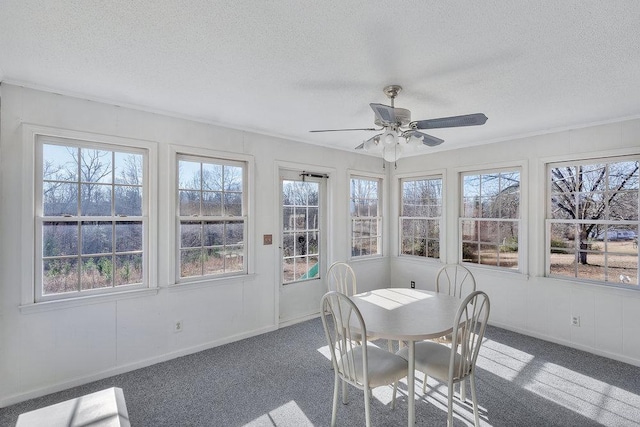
[489,320,640,368]
[0,324,277,408]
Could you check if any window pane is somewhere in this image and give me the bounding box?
[463,197,478,217]
[550,193,576,219]
[81,221,112,254]
[463,175,480,198]
[43,144,78,181]
[226,221,244,244]
[181,221,202,248]
[114,152,143,185]
[308,232,319,255]
[427,240,440,258]
[462,242,479,264]
[223,192,242,216]
[609,190,638,221]
[43,182,78,216]
[43,258,79,294]
[202,191,222,216]
[606,254,637,285]
[580,164,606,192]
[351,177,381,257]
[114,185,142,216]
[202,163,223,191]
[80,149,112,183]
[203,248,223,275]
[116,222,142,252]
[178,161,201,189]
[203,222,224,246]
[181,249,202,277]
[480,196,498,218]
[115,254,143,286]
[461,220,478,241]
[282,258,295,283]
[479,244,499,266]
[283,233,294,257]
[283,207,294,231]
[81,183,111,216]
[295,232,307,255]
[179,190,201,216]
[609,161,639,190]
[307,207,318,229]
[223,246,244,274]
[551,166,577,193]
[81,256,112,290]
[224,165,243,191]
[43,222,78,256]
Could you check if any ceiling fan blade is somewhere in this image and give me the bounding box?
[310,127,379,133]
[370,103,396,125]
[404,130,444,147]
[411,113,488,130]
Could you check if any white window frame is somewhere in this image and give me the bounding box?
[349,173,383,259]
[545,154,639,288]
[399,174,443,260]
[458,164,525,273]
[169,145,254,287]
[20,124,158,311]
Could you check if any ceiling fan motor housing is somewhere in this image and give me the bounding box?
[374,107,411,127]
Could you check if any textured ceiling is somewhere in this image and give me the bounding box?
[1,1,640,155]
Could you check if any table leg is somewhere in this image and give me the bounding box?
[408,340,415,426]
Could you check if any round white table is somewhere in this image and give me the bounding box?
[350,288,461,427]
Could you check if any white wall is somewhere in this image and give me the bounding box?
[1,83,639,407]
[0,84,388,406]
[390,120,640,367]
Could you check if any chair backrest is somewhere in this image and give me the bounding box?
[327,262,357,296]
[435,264,476,298]
[321,291,368,389]
[449,291,490,382]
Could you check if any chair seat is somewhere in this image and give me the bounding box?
[341,345,408,388]
[397,341,463,382]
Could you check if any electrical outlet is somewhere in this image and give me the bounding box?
[174,320,183,333]
[571,316,580,327]
[410,281,415,289]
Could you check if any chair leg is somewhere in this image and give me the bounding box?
[460,380,466,402]
[342,379,348,404]
[392,381,398,409]
[470,374,480,427]
[331,373,339,427]
[364,386,372,427]
[447,381,455,427]
[422,372,428,394]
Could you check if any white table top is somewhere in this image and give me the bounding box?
[350,288,461,341]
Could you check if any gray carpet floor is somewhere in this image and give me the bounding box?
[1,319,639,426]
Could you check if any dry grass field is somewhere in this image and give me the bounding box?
[550,240,638,284]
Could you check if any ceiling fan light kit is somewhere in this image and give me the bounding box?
[310,84,488,163]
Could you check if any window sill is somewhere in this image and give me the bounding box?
[168,273,257,292]
[349,255,385,263]
[19,288,159,314]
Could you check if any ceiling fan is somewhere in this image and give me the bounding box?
[310,85,488,162]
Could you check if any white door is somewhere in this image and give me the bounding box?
[279,170,326,324]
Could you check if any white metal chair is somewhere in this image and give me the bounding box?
[327,261,357,295]
[326,261,394,351]
[436,263,476,298]
[321,291,408,427]
[399,290,490,427]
